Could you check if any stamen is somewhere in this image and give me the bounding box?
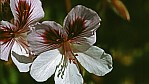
[23,10,28,14]
[56,39,60,42]
[24,10,28,12]
[3,29,8,31]
[56,41,80,79]
[10,32,13,35]
[16,0,31,27]
[63,41,78,64]
[56,56,68,79]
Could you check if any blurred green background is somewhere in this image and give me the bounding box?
[1,0,149,84]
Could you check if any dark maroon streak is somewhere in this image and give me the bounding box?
[39,17,87,46]
[15,0,32,30]
[40,25,64,45]
[0,26,15,45]
[66,17,87,40]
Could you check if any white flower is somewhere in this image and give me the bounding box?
[28,5,112,84]
[0,0,44,72]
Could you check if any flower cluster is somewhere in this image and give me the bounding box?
[0,0,113,84]
[0,0,44,72]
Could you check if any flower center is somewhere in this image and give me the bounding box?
[62,40,78,64]
[56,41,78,79]
[0,27,27,44]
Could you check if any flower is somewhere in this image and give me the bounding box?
[28,5,112,83]
[0,0,44,72]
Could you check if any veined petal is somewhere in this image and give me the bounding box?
[12,38,29,57]
[0,21,16,44]
[72,42,91,52]
[0,40,14,61]
[11,54,31,72]
[10,0,44,29]
[30,49,62,82]
[71,32,96,49]
[54,61,83,84]
[27,21,66,55]
[75,46,113,76]
[0,21,16,29]
[0,21,16,61]
[11,40,32,72]
[71,32,96,53]
[63,5,101,45]
[11,39,33,63]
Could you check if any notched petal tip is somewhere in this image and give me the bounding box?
[101,53,113,70]
[98,52,113,76]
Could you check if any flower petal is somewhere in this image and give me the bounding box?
[0,21,16,61]
[54,61,83,84]
[11,53,31,72]
[12,39,29,57]
[71,32,96,51]
[27,21,66,55]
[10,40,32,72]
[0,40,14,61]
[75,46,113,76]
[10,0,44,27]
[0,21,16,33]
[30,49,62,82]
[0,21,16,29]
[11,51,33,63]
[72,42,91,52]
[63,5,101,45]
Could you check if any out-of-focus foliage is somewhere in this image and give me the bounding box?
[0,0,12,21]
[0,0,149,84]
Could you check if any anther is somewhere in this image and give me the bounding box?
[72,59,77,64]
[56,39,60,42]
[23,10,28,14]
[3,29,8,31]
[73,60,77,64]
[10,33,13,35]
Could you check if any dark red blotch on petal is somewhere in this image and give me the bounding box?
[66,17,86,40]
[0,26,15,44]
[15,0,32,29]
[41,26,65,45]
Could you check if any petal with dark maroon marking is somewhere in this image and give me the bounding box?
[0,39,15,61]
[63,5,101,45]
[0,21,16,61]
[27,21,66,55]
[10,0,44,30]
[0,21,16,44]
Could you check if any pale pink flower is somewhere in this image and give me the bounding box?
[0,0,44,72]
[28,5,112,83]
